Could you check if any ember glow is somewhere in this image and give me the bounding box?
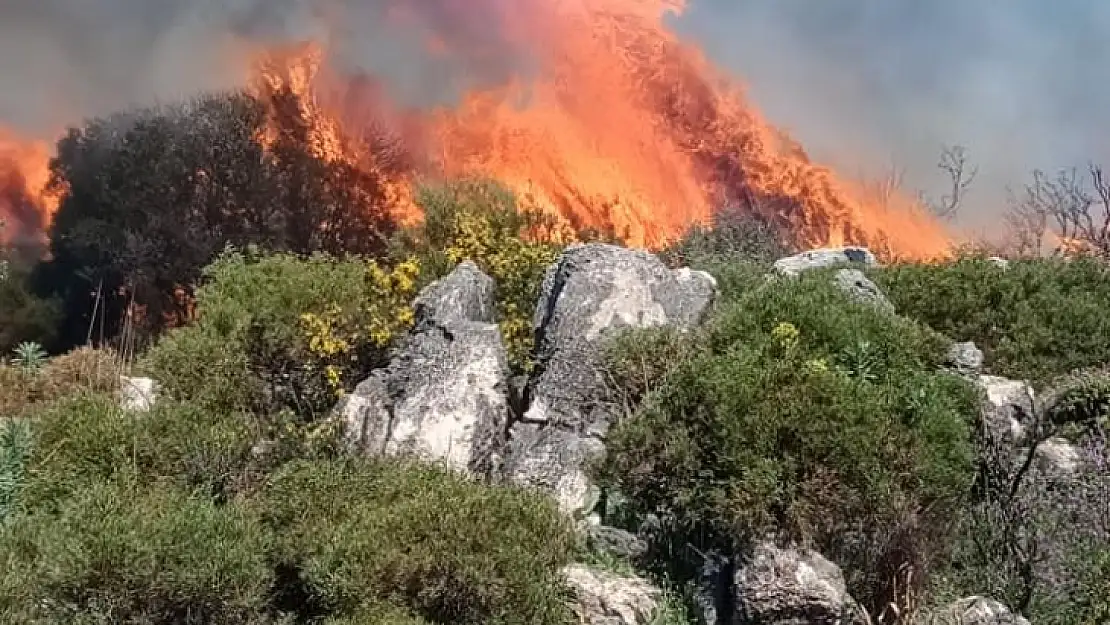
[0,127,57,244]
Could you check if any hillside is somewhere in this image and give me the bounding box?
[1,183,1108,623]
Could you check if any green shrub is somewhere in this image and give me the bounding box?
[20,394,260,508]
[0,419,32,524]
[258,458,576,625]
[0,259,62,355]
[142,248,419,419]
[872,257,1110,385]
[599,270,979,618]
[0,478,273,624]
[1037,367,1110,434]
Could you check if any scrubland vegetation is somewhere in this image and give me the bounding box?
[0,89,1107,624]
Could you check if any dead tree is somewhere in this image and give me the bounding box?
[927,145,977,220]
[1005,165,1110,258]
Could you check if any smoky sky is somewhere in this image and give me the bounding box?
[2,0,1108,229]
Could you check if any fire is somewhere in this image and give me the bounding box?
[0,126,58,244]
[249,0,953,258]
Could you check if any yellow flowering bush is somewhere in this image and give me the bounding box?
[143,249,420,420]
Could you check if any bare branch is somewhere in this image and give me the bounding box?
[930,145,978,220]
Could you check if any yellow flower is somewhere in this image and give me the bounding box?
[771,321,800,350]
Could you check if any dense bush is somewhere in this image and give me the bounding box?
[598,269,980,618]
[39,88,401,350]
[0,257,61,354]
[872,257,1110,385]
[142,248,419,419]
[0,479,274,624]
[19,394,260,507]
[258,458,576,624]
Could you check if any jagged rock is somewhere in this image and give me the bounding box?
[693,551,734,625]
[773,246,877,277]
[501,423,605,515]
[975,375,1035,445]
[947,342,985,373]
[336,262,511,475]
[503,243,716,515]
[928,596,1030,625]
[734,542,867,625]
[586,525,648,562]
[119,376,158,412]
[834,268,894,312]
[564,564,663,625]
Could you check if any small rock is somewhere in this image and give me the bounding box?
[1034,436,1082,478]
[586,525,648,562]
[734,542,867,625]
[564,564,662,625]
[932,596,1030,625]
[987,257,1010,270]
[947,342,985,373]
[834,268,894,312]
[773,247,877,277]
[119,376,158,412]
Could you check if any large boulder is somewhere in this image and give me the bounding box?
[502,244,716,514]
[733,542,867,625]
[773,246,877,277]
[564,564,663,625]
[336,261,511,475]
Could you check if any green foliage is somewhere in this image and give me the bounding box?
[142,248,418,419]
[599,270,979,617]
[258,458,576,625]
[0,479,273,624]
[1038,367,1110,433]
[0,419,32,524]
[400,179,567,372]
[19,394,260,508]
[40,88,399,350]
[872,256,1110,385]
[0,258,61,355]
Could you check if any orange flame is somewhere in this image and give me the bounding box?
[249,0,952,258]
[0,126,58,244]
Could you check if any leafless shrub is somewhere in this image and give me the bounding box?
[1004,164,1110,258]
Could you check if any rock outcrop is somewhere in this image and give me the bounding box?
[733,542,867,625]
[947,342,985,374]
[773,246,878,277]
[564,564,663,625]
[500,243,716,515]
[336,262,511,475]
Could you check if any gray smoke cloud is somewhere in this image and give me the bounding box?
[672,0,1110,230]
[3,0,1106,233]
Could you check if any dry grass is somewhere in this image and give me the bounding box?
[0,347,122,417]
